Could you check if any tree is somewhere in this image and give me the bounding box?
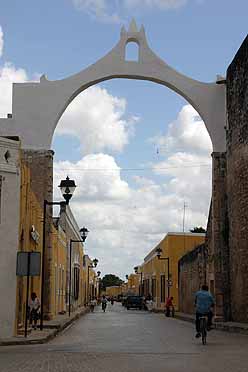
[101,274,124,290]
[190,226,206,233]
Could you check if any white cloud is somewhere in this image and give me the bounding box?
[71,0,188,22]
[0,62,29,117]
[54,153,130,201]
[150,105,212,155]
[151,104,212,229]
[0,25,39,118]
[53,103,212,279]
[72,0,122,23]
[124,0,187,10]
[55,86,139,154]
[0,26,3,58]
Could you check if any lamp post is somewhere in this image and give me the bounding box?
[156,247,171,298]
[40,176,76,330]
[125,274,129,293]
[87,258,98,304]
[134,266,143,296]
[94,270,101,298]
[69,227,89,317]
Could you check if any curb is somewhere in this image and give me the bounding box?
[174,313,248,335]
[0,307,89,346]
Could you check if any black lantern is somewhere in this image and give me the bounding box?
[156,247,162,258]
[93,258,99,268]
[80,227,89,242]
[126,274,129,280]
[134,266,138,274]
[97,271,101,277]
[58,176,77,204]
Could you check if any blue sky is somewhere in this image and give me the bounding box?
[0,0,247,278]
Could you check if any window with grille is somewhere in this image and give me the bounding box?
[73,266,80,300]
[152,278,156,299]
[161,275,165,303]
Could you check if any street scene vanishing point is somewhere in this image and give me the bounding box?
[0,2,248,371]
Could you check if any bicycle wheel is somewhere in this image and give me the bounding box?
[201,318,207,345]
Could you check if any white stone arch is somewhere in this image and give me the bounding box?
[0,20,226,152]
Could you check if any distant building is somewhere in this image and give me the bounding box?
[106,286,122,298]
[140,232,205,310]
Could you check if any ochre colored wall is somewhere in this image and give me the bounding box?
[50,224,67,316]
[141,233,205,310]
[16,163,43,331]
[106,286,122,297]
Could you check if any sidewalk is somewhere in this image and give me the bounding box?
[0,306,89,346]
[175,312,248,335]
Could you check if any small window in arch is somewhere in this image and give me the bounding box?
[125,41,139,62]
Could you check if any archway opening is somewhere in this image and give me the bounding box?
[52,78,213,313]
[125,41,139,62]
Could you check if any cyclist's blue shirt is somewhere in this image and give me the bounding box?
[195,290,214,314]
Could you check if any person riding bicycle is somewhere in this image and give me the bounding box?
[101,295,107,312]
[195,284,215,338]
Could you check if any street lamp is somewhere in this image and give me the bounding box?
[79,227,89,242]
[134,266,143,296]
[40,176,76,330]
[58,176,77,204]
[94,271,101,298]
[156,247,171,298]
[92,258,99,267]
[87,258,98,304]
[69,227,89,317]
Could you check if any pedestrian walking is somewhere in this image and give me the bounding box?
[29,292,40,330]
[165,296,175,317]
[90,297,97,312]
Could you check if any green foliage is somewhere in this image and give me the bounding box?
[101,274,124,290]
[190,226,206,233]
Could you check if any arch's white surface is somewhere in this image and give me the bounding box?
[0,20,226,152]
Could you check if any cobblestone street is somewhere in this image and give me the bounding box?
[1,303,248,372]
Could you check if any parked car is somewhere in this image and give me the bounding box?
[126,295,143,310]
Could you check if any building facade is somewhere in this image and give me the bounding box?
[16,161,43,332]
[0,137,21,337]
[140,232,205,311]
[59,204,86,314]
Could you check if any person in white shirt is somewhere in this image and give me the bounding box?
[29,292,40,330]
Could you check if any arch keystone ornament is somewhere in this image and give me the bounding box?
[0,20,226,152]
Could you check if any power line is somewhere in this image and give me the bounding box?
[54,163,211,173]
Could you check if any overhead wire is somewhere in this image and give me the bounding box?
[53,163,212,173]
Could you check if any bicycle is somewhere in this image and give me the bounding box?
[165,305,175,317]
[199,314,208,345]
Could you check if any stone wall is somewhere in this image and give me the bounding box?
[0,137,20,337]
[21,149,54,319]
[178,244,207,314]
[210,153,230,320]
[226,35,248,322]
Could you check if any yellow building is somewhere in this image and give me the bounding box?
[127,274,140,295]
[16,163,43,332]
[121,282,128,295]
[50,220,67,316]
[83,255,99,304]
[140,232,205,310]
[106,286,122,298]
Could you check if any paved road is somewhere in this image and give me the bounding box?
[1,303,248,372]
